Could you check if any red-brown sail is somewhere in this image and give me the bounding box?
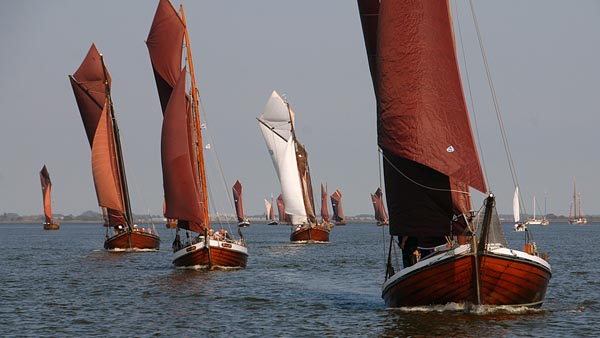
[371,187,388,225]
[330,189,346,225]
[276,194,287,224]
[320,183,330,223]
[232,180,249,225]
[360,0,486,238]
[160,68,204,233]
[39,165,53,224]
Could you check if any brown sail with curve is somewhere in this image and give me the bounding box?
[330,189,347,226]
[40,165,60,230]
[358,0,551,307]
[371,187,388,226]
[69,44,160,251]
[233,180,250,227]
[147,0,247,268]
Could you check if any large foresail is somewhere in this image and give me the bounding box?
[146,0,185,115]
[70,44,127,227]
[258,91,307,225]
[359,0,486,238]
[160,68,205,232]
[232,180,246,223]
[40,165,53,224]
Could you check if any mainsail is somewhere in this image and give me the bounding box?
[321,183,330,223]
[70,44,130,228]
[39,165,53,224]
[276,194,287,223]
[330,189,346,223]
[232,180,247,223]
[264,199,274,221]
[358,0,487,238]
[371,187,388,224]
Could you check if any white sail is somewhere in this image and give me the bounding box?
[264,198,272,216]
[258,91,307,225]
[513,186,520,223]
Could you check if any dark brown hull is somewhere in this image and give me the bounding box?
[382,249,551,307]
[43,223,60,230]
[290,225,330,242]
[173,240,248,269]
[104,231,160,251]
[335,220,347,226]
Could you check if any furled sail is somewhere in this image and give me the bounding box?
[359,0,487,237]
[330,189,346,222]
[258,91,308,225]
[371,187,388,223]
[232,180,246,223]
[39,165,53,224]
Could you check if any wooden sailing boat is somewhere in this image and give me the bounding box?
[513,186,526,232]
[257,90,330,242]
[330,189,347,226]
[569,179,587,224]
[232,180,251,227]
[264,196,278,225]
[70,44,160,251]
[147,0,247,268]
[320,183,332,228]
[40,165,60,230]
[276,194,289,225]
[371,187,388,226]
[358,0,551,307]
[526,196,547,225]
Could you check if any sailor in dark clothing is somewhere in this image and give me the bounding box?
[400,236,419,268]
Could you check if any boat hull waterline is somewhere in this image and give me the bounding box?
[173,239,248,269]
[290,225,330,243]
[43,223,60,230]
[104,231,161,251]
[382,245,552,308]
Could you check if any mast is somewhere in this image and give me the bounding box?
[180,5,210,229]
[100,54,133,230]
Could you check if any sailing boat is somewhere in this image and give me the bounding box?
[526,196,545,225]
[320,183,332,227]
[257,90,330,243]
[358,0,551,307]
[330,189,347,226]
[371,187,388,226]
[276,194,289,225]
[146,0,247,268]
[40,165,60,230]
[513,186,526,232]
[232,180,251,227]
[569,179,587,224]
[264,196,278,225]
[70,44,160,251]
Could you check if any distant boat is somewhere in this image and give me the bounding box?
[320,183,332,228]
[233,180,251,227]
[330,189,347,226]
[371,187,388,226]
[69,44,160,251]
[147,0,247,268]
[264,196,278,225]
[513,186,526,232]
[276,194,289,225]
[568,179,587,225]
[39,165,60,230]
[358,0,551,307]
[526,196,548,225]
[257,90,330,242]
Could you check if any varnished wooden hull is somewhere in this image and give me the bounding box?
[43,223,60,230]
[104,231,160,251]
[290,225,330,242]
[382,245,552,307]
[173,239,248,269]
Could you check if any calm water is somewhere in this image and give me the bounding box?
[0,221,598,337]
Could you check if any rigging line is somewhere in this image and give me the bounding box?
[382,153,470,195]
[467,0,524,208]
[453,0,489,192]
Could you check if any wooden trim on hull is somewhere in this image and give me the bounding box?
[43,223,60,230]
[382,249,551,308]
[173,241,248,269]
[104,231,160,250]
[290,225,330,242]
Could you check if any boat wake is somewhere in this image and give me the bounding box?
[392,302,544,315]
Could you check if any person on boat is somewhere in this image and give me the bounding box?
[399,235,418,268]
[219,228,232,241]
[172,233,183,251]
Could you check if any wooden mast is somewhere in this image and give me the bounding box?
[180,5,210,230]
[99,54,133,232]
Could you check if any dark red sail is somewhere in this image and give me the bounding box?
[330,189,346,223]
[232,180,246,223]
[321,183,330,223]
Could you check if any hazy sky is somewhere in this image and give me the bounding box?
[1,0,599,218]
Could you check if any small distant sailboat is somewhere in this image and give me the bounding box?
[70,44,160,251]
[147,0,247,268]
[526,196,548,225]
[513,186,526,232]
[320,183,332,228]
[264,196,278,225]
[257,90,330,242]
[40,165,60,230]
[276,194,289,225]
[371,187,388,226]
[330,189,347,226]
[232,180,251,227]
[569,179,587,225]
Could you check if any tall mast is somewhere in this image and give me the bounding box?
[180,5,210,229]
[100,54,133,230]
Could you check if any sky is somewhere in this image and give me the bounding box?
[1,0,599,218]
